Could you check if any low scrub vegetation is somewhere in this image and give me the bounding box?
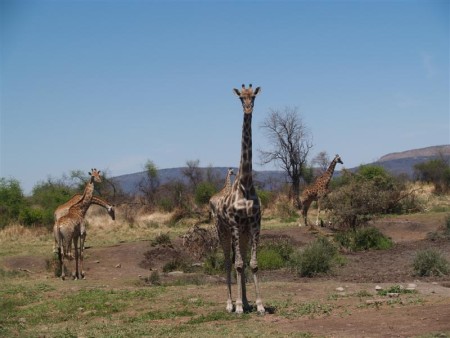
[325,165,422,230]
[289,238,342,277]
[412,249,450,277]
[335,227,393,251]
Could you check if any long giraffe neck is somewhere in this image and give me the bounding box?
[223,170,233,193]
[321,158,339,188]
[76,176,96,214]
[237,113,253,190]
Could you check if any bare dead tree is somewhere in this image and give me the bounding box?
[182,159,203,191]
[312,151,331,175]
[259,107,313,209]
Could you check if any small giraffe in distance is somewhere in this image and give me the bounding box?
[214,84,265,314]
[300,154,343,228]
[54,169,102,280]
[209,167,235,221]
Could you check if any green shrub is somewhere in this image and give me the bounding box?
[203,250,225,275]
[290,238,339,277]
[413,249,449,277]
[444,215,450,238]
[335,227,393,251]
[162,257,193,273]
[275,199,298,223]
[257,189,274,209]
[0,178,27,229]
[151,233,172,247]
[353,227,393,251]
[194,182,217,205]
[326,167,416,229]
[258,248,285,270]
[19,208,44,227]
[26,178,78,229]
[144,271,161,286]
[414,158,450,194]
[158,198,175,213]
[261,239,295,262]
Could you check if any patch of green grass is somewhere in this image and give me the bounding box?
[355,289,373,298]
[0,283,167,333]
[129,308,195,322]
[165,275,209,286]
[377,284,417,296]
[0,267,28,280]
[275,299,334,318]
[187,311,248,324]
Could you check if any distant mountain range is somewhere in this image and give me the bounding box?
[112,145,450,194]
[372,144,450,177]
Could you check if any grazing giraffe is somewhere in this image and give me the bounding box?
[54,169,102,280]
[209,168,235,221]
[214,84,265,314]
[300,154,343,227]
[53,194,115,256]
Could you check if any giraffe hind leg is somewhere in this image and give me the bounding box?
[249,223,265,314]
[217,220,233,313]
[232,225,246,314]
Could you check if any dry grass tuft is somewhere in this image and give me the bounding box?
[0,223,48,243]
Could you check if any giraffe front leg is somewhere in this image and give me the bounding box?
[315,200,321,227]
[232,228,245,314]
[217,221,233,312]
[73,237,80,280]
[250,231,265,314]
[224,245,233,313]
[239,232,250,312]
[80,232,86,279]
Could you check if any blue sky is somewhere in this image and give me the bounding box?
[1,0,449,194]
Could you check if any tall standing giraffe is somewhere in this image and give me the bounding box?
[209,168,235,220]
[300,154,343,227]
[215,84,265,314]
[53,194,115,256]
[54,169,102,280]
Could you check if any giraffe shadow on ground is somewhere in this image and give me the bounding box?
[236,304,276,315]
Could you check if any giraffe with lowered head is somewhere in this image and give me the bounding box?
[53,194,115,256]
[300,154,343,227]
[54,169,102,280]
[214,84,265,314]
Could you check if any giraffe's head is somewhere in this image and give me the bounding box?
[228,168,235,177]
[334,154,344,165]
[89,168,102,183]
[233,84,261,114]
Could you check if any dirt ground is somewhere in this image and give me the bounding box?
[2,214,450,337]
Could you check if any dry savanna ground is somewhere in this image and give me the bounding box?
[1,189,450,337]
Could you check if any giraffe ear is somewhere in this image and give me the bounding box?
[254,87,261,96]
[233,88,241,96]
